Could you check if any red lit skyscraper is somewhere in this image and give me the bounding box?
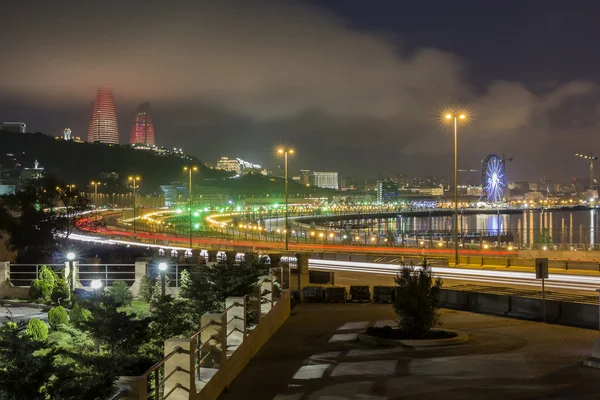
[88,87,119,144]
[130,102,155,145]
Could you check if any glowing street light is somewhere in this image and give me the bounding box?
[158,262,168,297]
[90,181,102,207]
[183,166,199,248]
[90,279,103,290]
[444,111,467,266]
[277,147,295,250]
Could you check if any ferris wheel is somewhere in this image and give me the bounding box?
[481,154,506,203]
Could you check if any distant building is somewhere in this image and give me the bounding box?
[88,87,119,144]
[99,171,120,180]
[410,186,444,196]
[130,102,155,146]
[376,180,398,203]
[161,182,228,207]
[63,128,72,140]
[299,170,311,185]
[216,157,241,174]
[215,157,265,175]
[20,160,44,181]
[1,122,26,133]
[466,185,483,196]
[313,172,339,190]
[524,191,543,201]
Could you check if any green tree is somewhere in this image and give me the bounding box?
[203,260,269,306]
[178,269,192,299]
[534,227,553,249]
[39,265,57,287]
[24,318,49,341]
[29,279,51,303]
[0,322,55,400]
[139,274,155,302]
[0,177,92,262]
[51,278,70,305]
[150,274,170,304]
[393,260,443,338]
[69,302,92,327]
[48,306,69,330]
[106,280,133,307]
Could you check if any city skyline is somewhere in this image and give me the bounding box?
[2,1,600,180]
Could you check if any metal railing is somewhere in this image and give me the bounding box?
[7,264,64,287]
[107,388,128,400]
[141,346,190,400]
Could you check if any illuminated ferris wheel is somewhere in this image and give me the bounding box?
[481,154,506,203]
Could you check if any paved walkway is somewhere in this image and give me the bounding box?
[0,305,47,325]
[219,304,600,400]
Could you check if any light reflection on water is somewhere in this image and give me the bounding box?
[333,209,599,245]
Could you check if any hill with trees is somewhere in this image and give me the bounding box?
[0,130,229,192]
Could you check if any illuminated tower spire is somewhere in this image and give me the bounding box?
[130,102,155,145]
[88,87,119,144]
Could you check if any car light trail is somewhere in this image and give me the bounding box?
[308,259,600,292]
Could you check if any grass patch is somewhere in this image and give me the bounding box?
[119,300,149,317]
[365,326,457,340]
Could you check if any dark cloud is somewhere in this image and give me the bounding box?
[0,0,597,180]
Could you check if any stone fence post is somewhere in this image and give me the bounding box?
[131,261,147,297]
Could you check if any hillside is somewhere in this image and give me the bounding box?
[0,130,229,192]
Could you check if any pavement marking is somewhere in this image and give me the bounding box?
[330,360,398,377]
[337,321,369,331]
[292,364,330,380]
[328,333,359,343]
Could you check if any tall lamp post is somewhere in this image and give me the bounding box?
[91,181,101,209]
[158,262,168,297]
[128,176,141,238]
[184,166,198,248]
[445,112,466,266]
[277,147,295,250]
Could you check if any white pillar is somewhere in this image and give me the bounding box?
[0,262,10,288]
[259,275,273,314]
[131,261,147,297]
[163,338,193,400]
[225,297,246,349]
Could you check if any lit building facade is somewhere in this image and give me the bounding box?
[376,180,398,203]
[313,172,339,190]
[215,157,266,175]
[63,128,72,140]
[130,102,155,145]
[88,87,119,144]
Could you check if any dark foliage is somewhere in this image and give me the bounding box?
[393,260,443,338]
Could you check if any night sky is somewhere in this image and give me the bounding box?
[2,0,600,181]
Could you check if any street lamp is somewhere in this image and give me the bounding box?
[90,279,103,290]
[445,112,467,266]
[128,176,141,238]
[277,147,295,250]
[158,262,168,297]
[91,181,101,208]
[184,166,198,248]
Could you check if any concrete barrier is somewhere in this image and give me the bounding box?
[559,302,599,330]
[438,290,468,309]
[509,296,561,322]
[467,256,483,266]
[508,258,535,268]
[548,260,567,270]
[566,261,599,271]
[482,258,508,267]
[466,292,511,315]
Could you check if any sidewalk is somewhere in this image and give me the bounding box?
[219,304,600,400]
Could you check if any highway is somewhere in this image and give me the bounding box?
[308,259,600,295]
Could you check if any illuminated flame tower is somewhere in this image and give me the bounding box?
[88,87,119,144]
[130,102,155,146]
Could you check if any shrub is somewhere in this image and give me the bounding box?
[393,260,443,339]
[106,281,133,307]
[39,265,56,287]
[178,269,192,299]
[139,275,155,302]
[51,278,70,305]
[29,279,50,303]
[150,274,170,304]
[48,306,69,329]
[24,318,48,341]
[69,303,92,326]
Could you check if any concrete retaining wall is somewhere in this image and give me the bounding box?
[195,290,291,400]
[508,258,535,268]
[440,288,599,330]
[482,258,508,267]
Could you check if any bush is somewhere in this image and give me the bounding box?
[150,274,170,304]
[106,281,133,307]
[48,306,69,329]
[51,278,70,305]
[29,279,51,303]
[69,303,92,326]
[393,260,443,339]
[139,275,155,302]
[24,318,48,341]
[39,265,56,287]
